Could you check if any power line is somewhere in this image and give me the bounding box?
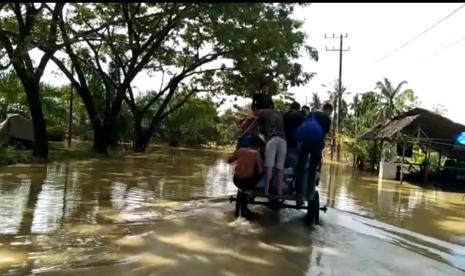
[413,34,465,66]
[376,3,465,63]
[432,35,465,56]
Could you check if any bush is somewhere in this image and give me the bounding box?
[47,127,66,142]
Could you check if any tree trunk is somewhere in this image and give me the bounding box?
[370,141,378,171]
[24,82,49,160]
[84,111,108,154]
[104,118,120,147]
[133,134,150,153]
[90,116,108,154]
[92,130,108,154]
[133,114,149,153]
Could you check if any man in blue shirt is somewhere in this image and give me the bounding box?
[295,103,333,206]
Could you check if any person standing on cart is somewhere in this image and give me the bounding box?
[251,80,274,111]
[234,79,274,151]
[245,108,287,197]
[283,101,305,168]
[294,103,333,207]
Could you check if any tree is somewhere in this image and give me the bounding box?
[40,83,69,141]
[123,3,317,152]
[0,70,89,142]
[43,3,191,153]
[341,91,381,170]
[272,91,297,113]
[0,70,28,119]
[375,78,416,120]
[310,92,321,111]
[340,80,418,170]
[326,84,348,139]
[0,3,65,159]
[159,96,220,147]
[17,3,315,153]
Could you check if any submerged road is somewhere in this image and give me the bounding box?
[0,148,464,275]
[35,203,465,276]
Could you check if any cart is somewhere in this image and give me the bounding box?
[229,161,327,225]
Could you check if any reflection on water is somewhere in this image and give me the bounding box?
[0,148,464,274]
[0,178,30,235]
[319,164,465,243]
[0,149,236,237]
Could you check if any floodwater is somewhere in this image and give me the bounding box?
[0,148,464,275]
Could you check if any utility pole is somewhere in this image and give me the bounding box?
[67,66,74,148]
[325,33,349,161]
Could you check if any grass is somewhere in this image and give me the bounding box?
[1,141,123,166]
[0,140,235,167]
[0,146,32,166]
[150,143,235,154]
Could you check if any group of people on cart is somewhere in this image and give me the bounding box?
[227,80,333,219]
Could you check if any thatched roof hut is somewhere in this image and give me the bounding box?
[361,108,465,160]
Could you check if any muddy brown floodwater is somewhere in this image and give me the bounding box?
[0,147,464,275]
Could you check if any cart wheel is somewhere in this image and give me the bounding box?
[234,190,241,218]
[306,199,314,224]
[312,191,320,225]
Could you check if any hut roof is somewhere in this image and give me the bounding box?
[361,108,465,159]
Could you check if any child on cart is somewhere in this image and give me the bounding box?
[227,135,263,218]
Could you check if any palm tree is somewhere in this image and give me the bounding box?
[375,78,415,120]
[310,92,321,111]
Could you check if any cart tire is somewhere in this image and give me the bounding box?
[234,191,241,218]
[313,191,320,225]
[306,199,314,224]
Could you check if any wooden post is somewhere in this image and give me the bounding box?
[438,153,442,170]
[400,142,406,184]
[424,142,430,184]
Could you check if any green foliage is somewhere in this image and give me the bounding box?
[0,146,31,166]
[201,3,317,96]
[273,91,296,113]
[47,3,317,152]
[375,78,417,120]
[341,78,418,169]
[216,109,240,146]
[0,70,28,119]
[159,96,221,147]
[0,70,93,143]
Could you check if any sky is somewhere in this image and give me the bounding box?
[40,3,465,124]
[290,3,465,125]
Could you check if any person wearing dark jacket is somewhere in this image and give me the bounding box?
[283,102,305,167]
[251,81,274,111]
[301,105,310,117]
